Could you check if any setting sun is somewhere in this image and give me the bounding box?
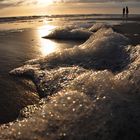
[38,0,54,5]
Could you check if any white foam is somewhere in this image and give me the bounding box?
[2,27,140,139]
[18,28,128,72]
[89,23,111,32]
[2,64,140,139]
[43,26,93,40]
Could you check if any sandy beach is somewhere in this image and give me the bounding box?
[0,25,82,123]
[113,22,140,45]
[0,14,140,139]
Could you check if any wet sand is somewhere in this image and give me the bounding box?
[0,29,40,123]
[0,28,82,123]
[113,22,140,45]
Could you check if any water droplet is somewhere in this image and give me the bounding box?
[67,97,71,100]
[73,101,76,104]
[73,108,76,112]
[96,97,100,100]
[103,96,106,99]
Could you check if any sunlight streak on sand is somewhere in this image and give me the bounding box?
[37,25,59,56]
[40,39,58,56]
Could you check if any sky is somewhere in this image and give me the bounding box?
[0,0,140,17]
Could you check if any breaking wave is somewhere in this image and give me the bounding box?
[43,26,92,40]
[1,24,140,140]
[43,23,111,40]
[89,23,112,32]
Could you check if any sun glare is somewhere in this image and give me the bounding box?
[38,0,54,5]
[37,25,59,56]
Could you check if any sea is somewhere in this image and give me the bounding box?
[0,14,140,140]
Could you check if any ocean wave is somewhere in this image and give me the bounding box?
[43,23,112,40]
[43,26,92,40]
[89,23,112,32]
[24,27,129,72]
[1,24,140,139]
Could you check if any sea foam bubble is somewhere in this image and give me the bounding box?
[1,24,140,140]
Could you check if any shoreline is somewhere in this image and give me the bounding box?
[0,21,140,139]
[113,22,140,45]
[0,21,140,138]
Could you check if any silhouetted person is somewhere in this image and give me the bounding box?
[123,7,125,18]
[126,6,129,18]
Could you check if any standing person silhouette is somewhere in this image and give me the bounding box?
[123,7,125,18]
[126,6,129,18]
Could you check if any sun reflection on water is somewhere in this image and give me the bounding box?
[38,25,56,37]
[36,24,80,56]
[40,39,58,56]
[37,25,59,56]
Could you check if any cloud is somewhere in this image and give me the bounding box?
[0,0,40,9]
[0,0,139,9]
[54,0,140,2]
